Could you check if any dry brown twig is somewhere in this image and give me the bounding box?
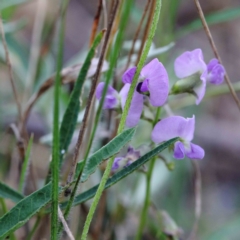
[125,0,151,70]
[66,0,120,186]
[58,206,75,240]
[89,0,103,47]
[22,60,108,128]
[135,0,154,65]
[0,14,22,121]
[194,0,240,111]
[23,0,47,103]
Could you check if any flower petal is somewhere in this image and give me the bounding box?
[185,143,205,160]
[207,58,219,72]
[194,71,207,105]
[119,83,143,127]
[140,79,149,92]
[174,49,207,78]
[112,157,124,171]
[96,82,118,109]
[141,58,169,106]
[173,141,185,159]
[151,115,195,143]
[122,67,136,84]
[207,59,225,85]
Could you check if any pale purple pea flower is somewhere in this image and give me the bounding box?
[96,82,119,109]
[207,58,225,85]
[151,115,204,160]
[120,58,169,127]
[174,49,207,105]
[111,146,141,172]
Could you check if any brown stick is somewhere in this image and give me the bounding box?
[0,14,22,121]
[89,0,103,48]
[66,0,119,185]
[193,0,240,111]
[125,0,151,70]
[135,0,153,65]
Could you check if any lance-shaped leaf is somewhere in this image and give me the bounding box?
[0,183,55,239]
[59,31,104,167]
[61,137,178,208]
[0,182,23,203]
[75,128,136,182]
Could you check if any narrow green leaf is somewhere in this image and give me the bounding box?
[76,128,136,182]
[0,183,54,239]
[61,137,178,208]
[178,7,240,37]
[0,182,23,203]
[59,30,104,167]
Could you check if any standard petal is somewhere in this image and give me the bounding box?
[119,84,144,127]
[173,141,185,159]
[185,143,205,160]
[122,67,136,84]
[174,49,207,78]
[141,58,169,106]
[151,116,195,143]
[96,82,118,109]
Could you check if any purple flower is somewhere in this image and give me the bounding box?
[207,58,225,85]
[111,146,141,172]
[96,82,119,109]
[174,49,207,105]
[120,58,169,127]
[151,115,204,160]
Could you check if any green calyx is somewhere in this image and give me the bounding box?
[170,72,202,96]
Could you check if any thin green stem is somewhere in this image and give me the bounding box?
[0,198,16,240]
[135,158,156,240]
[80,1,162,239]
[26,216,41,240]
[51,1,68,239]
[18,134,33,193]
[118,0,161,134]
[135,107,161,239]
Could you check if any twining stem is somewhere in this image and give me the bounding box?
[135,159,156,240]
[51,0,69,239]
[193,0,240,111]
[80,0,162,239]
[0,13,22,121]
[135,106,161,239]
